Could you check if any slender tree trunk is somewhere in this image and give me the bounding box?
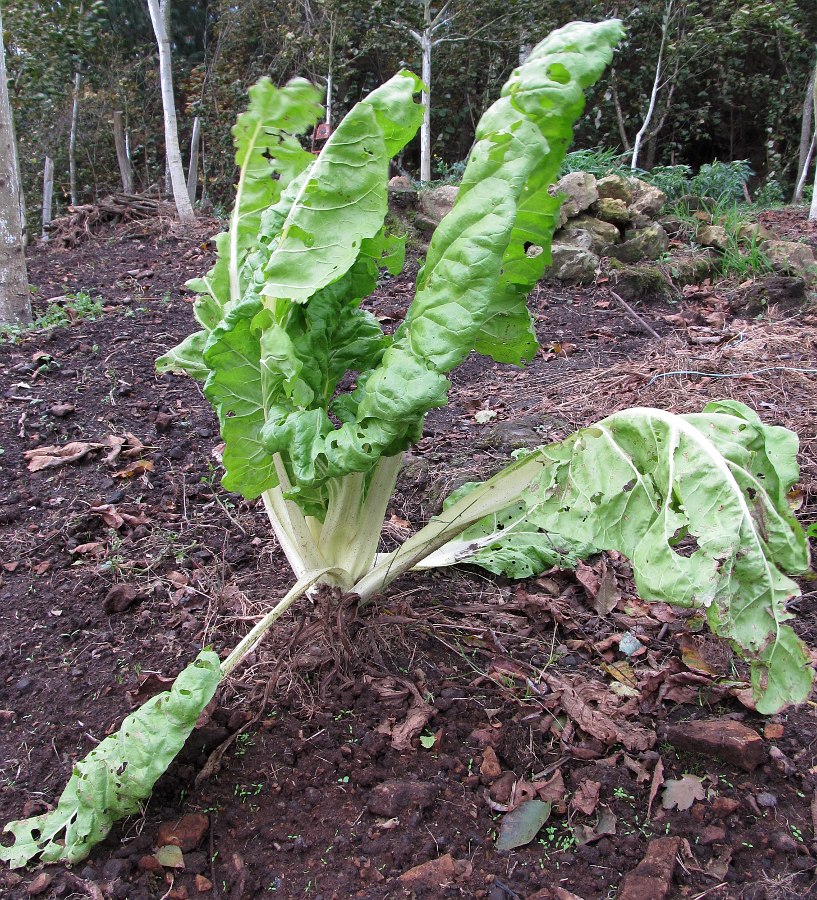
[187,115,200,204]
[41,156,54,242]
[610,69,631,152]
[420,17,432,184]
[632,0,673,170]
[794,132,815,204]
[69,71,81,206]
[146,0,195,223]
[0,5,31,324]
[794,62,815,200]
[113,111,134,192]
[810,48,817,220]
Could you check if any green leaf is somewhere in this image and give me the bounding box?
[0,651,221,868]
[442,402,812,714]
[397,20,624,372]
[262,71,422,305]
[496,800,552,851]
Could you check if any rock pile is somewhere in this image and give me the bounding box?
[389,173,817,298]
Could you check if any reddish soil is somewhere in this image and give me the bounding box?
[0,210,816,900]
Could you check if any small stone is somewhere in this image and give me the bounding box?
[756,791,778,809]
[697,224,728,251]
[15,677,33,693]
[398,853,456,887]
[194,875,213,893]
[618,836,681,900]
[711,797,741,818]
[155,412,175,432]
[27,873,53,896]
[156,813,210,853]
[771,831,800,854]
[764,723,785,740]
[593,197,631,226]
[366,780,437,817]
[664,719,767,772]
[103,858,133,880]
[553,172,599,218]
[50,402,75,418]
[608,223,669,263]
[628,178,667,218]
[103,584,146,614]
[168,447,185,460]
[700,826,726,845]
[420,185,459,223]
[597,174,633,204]
[138,855,164,873]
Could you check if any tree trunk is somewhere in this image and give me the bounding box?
[113,111,134,193]
[41,156,54,242]
[187,115,200,205]
[794,62,815,201]
[420,23,432,184]
[0,5,31,324]
[810,49,817,220]
[632,0,673,170]
[69,71,81,206]
[146,0,195,223]
[794,132,815,204]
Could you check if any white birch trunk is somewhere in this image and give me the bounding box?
[794,132,815,205]
[69,71,81,206]
[113,111,134,193]
[808,47,817,219]
[794,65,815,200]
[147,0,195,223]
[41,156,54,242]
[0,4,31,324]
[187,115,200,204]
[420,29,431,183]
[631,0,673,170]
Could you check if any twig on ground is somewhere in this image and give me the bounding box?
[609,290,662,340]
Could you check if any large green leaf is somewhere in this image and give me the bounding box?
[156,78,323,379]
[261,71,422,305]
[307,21,624,485]
[440,402,812,713]
[0,652,221,868]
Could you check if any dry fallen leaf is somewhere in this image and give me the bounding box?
[25,441,105,472]
[113,459,154,478]
[661,774,705,811]
[647,757,665,820]
[571,779,601,816]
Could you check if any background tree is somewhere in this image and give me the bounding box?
[146,0,195,222]
[0,3,31,324]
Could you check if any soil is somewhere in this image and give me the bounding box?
[1,210,816,900]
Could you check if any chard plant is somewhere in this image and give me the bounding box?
[1,20,812,869]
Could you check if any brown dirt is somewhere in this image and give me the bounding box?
[0,209,816,900]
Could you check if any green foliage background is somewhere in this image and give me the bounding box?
[3,0,817,214]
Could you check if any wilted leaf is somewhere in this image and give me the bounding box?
[496,799,551,851]
[25,441,105,472]
[113,460,154,479]
[647,758,664,820]
[390,697,434,751]
[154,845,185,868]
[543,673,655,752]
[661,774,705,811]
[571,779,601,816]
[533,770,565,803]
[573,804,617,845]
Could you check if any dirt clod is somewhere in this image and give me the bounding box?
[366,780,438,817]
